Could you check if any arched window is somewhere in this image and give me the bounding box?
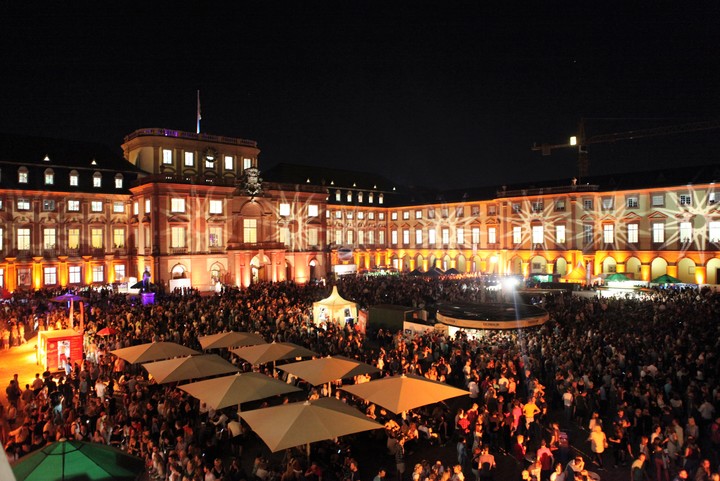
[18,166,28,184]
[115,173,123,189]
[69,170,79,186]
[93,171,102,188]
[44,168,54,185]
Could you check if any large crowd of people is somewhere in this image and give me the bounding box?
[0,275,719,481]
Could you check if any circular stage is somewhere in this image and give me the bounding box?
[435,301,549,330]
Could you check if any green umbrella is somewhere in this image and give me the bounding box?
[13,439,146,481]
[605,273,630,282]
[650,274,684,284]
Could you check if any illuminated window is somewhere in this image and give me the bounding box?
[18,167,28,184]
[68,200,80,212]
[512,203,521,213]
[601,198,613,210]
[415,229,423,245]
[209,200,223,215]
[679,221,692,242]
[378,194,384,205]
[368,193,374,204]
[472,227,480,244]
[652,222,665,243]
[347,230,354,245]
[17,228,30,250]
[555,199,566,212]
[603,224,614,243]
[209,227,223,247]
[415,210,422,219]
[278,203,291,217]
[582,199,593,210]
[308,227,318,246]
[243,158,252,170]
[627,196,639,208]
[403,211,410,220]
[367,230,375,245]
[335,190,341,202]
[651,194,664,207]
[42,199,55,211]
[0,228,3,251]
[378,230,385,244]
[391,212,398,220]
[583,225,593,245]
[441,207,449,218]
[471,205,480,216]
[457,228,464,245]
[488,227,496,244]
[403,229,410,245]
[456,206,464,217]
[308,204,319,217]
[113,202,124,213]
[243,219,257,243]
[379,212,385,220]
[45,168,54,185]
[391,230,398,245]
[171,227,186,248]
[709,192,716,204]
[428,228,436,245]
[91,228,104,249]
[224,155,233,170]
[184,152,194,167]
[709,221,720,242]
[532,202,543,212]
[93,172,102,188]
[69,266,81,284]
[335,230,342,244]
[92,265,104,283]
[346,212,353,220]
[358,192,363,203]
[171,198,185,213]
[115,174,123,189]
[487,204,497,216]
[43,228,56,249]
[368,212,375,220]
[67,228,80,249]
[162,149,173,164]
[133,202,139,215]
[428,209,435,219]
[627,224,639,243]
[441,228,449,245]
[347,191,352,202]
[357,211,364,220]
[513,226,522,244]
[556,225,566,244]
[114,264,126,280]
[17,199,30,211]
[113,228,125,248]
[335,211,342,219]
[358,230,364,245]
[532,225,544,244]
[679,194,692,206]
[44,267,57,285]
[91,201,103,212]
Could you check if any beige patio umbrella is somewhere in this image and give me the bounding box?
[341,373,469,413]
[110,341,199,364]
[239,397,383,452]
[142,354,238,384]
[198,331,267,350]
[177,372,301,410]
[230,342,318,365]
[277,356,379,386]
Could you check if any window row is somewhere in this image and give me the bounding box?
[327,210,385,221]
[5,199,127,213]
[16,168,124,188]
[1,227,129,251]
[333,191,384,205]
[162,149,253,171]
[509,191,717,213]
[6,264,125,288]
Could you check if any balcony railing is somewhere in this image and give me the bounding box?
[124,128,257,147]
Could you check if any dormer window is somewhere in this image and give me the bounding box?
[18,167,28,184]
[44,168,54,185]
[93,172,102,188]
[69,170,79,186]
[358,192,363,203]
[115,174,123,189]
[335,190,341,202]
[346,191,352,202]
[368,193,374,204]
[378,194,384,205]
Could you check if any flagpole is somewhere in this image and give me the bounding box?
[196,89,201,134]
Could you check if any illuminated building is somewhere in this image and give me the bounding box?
[0,128,718,291]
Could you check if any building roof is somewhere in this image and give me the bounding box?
[0,132,145,194]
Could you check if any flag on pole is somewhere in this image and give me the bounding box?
[196,90,202,134]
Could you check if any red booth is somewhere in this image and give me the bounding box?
[37,329,84,372]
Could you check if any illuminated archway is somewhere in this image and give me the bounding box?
[602,256,617,274]
[441,254,451,272]
[529,255,547,274]
[651,257,668,280]
[250,254,271,283]
[706,258,720,284]
[626,257,642,278]
[456,255,466,273]
[677,257,697,284]
[428,254,437,270]
[415,253,425,271]
[508,256,523,275]
[171,263,187,279]
[554,257,568,276]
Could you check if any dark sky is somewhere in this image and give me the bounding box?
[2,2,719,189]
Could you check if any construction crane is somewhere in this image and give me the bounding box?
[531,118,720,180]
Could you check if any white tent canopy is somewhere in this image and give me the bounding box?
[312,286,358,327]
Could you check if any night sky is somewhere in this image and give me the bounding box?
[2,2,719,189]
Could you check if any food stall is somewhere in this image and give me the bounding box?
[37,329,84,372]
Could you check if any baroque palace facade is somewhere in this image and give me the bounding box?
[0,128,719,292]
